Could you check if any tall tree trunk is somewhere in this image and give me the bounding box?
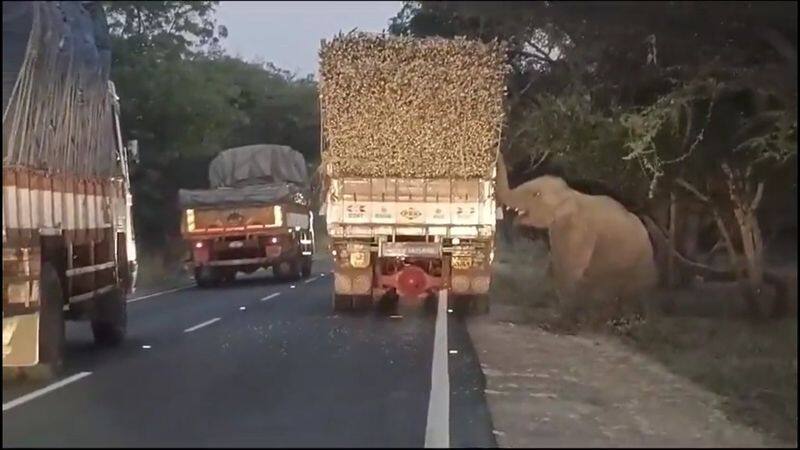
[667,191,677,288]
[723,163,766,318]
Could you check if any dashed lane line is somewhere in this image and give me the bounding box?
[127,284,195,303]
[183,317,221,333]
[260,293,281,302]
[3,372,93,412]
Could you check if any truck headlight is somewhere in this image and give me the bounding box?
[186,209,195,232]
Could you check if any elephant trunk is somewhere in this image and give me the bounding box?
[495,154,524,210]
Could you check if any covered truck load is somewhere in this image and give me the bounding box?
[179,144,310,209]
[3,0,117,178]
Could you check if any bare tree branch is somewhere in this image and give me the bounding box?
[751,181,765,211]
[676,178,710,203]
[525,39,557,63]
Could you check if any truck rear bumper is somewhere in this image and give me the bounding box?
[205,257,271,267]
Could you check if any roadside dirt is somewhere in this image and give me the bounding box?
[468,301,778,447]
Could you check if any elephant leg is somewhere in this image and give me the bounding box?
[550,223,596,320]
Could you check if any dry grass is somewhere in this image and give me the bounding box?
[490,237,798,445]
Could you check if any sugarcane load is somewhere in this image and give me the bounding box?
[319,33,509,179]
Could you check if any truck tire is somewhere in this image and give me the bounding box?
[352,295,372,311]
[275,260,300,281]
[91,287,127,347]
[22,263,66,381]
[195,267,218,288]
[300,256,313,278]
[332,294,352,312]
[221,270,236,284]
[471,294,490,315]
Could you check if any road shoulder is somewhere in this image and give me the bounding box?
[467,302,771,447]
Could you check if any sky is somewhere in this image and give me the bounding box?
[215,1,404,77]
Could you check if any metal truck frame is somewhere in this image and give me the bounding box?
[324,173,497,313]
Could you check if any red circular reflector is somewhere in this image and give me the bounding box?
[397,265,428,298]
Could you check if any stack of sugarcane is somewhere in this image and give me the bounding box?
[319,32,509,179]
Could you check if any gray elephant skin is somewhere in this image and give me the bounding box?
[496,156,658,316]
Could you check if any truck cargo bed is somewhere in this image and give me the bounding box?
[325,177,496,239]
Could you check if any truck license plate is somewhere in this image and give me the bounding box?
[229,241,244,249]
[381,242,441,258]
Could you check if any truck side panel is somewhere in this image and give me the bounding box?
[3,166,128,367]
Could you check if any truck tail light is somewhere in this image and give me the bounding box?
[193,243,210,264]
[452,275,470,293]
[471,276,490,293]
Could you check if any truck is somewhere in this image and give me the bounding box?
[178,144,315,287]
[3,1,138,378]
[318,34,508,313]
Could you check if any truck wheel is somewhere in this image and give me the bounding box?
[332,294,352,312]
[471,294,490,315]
[195,267,217,288]
[221,270,236,284]
[91,287,127,347]
[275,260,301,281]
[300,256,313,278]
[352,295,372,311]
[23,263,66,381]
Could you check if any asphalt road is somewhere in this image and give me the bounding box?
[2,260,496,448]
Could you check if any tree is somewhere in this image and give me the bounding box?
[105,2,320,247]
[392,1,798,315]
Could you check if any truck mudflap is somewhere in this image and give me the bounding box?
[3,313,40,367]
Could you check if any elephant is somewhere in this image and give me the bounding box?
[495,156,658,320]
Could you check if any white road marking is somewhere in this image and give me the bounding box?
[260,293,281,302]
[141,345,151,349]
[127,284,195,303]
[290,285,296,289]
[449,350,459,355]
[183,317,221,333]
[425,289,450,448]
[239,306,246,311]
[304,276,319,284]
[2,371,92,412]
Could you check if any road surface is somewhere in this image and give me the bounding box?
[3,260,496,447]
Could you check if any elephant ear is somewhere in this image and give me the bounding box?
[549,203,596,286]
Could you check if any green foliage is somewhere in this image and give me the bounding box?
[391,1,797,209]
[105,2,319,245]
